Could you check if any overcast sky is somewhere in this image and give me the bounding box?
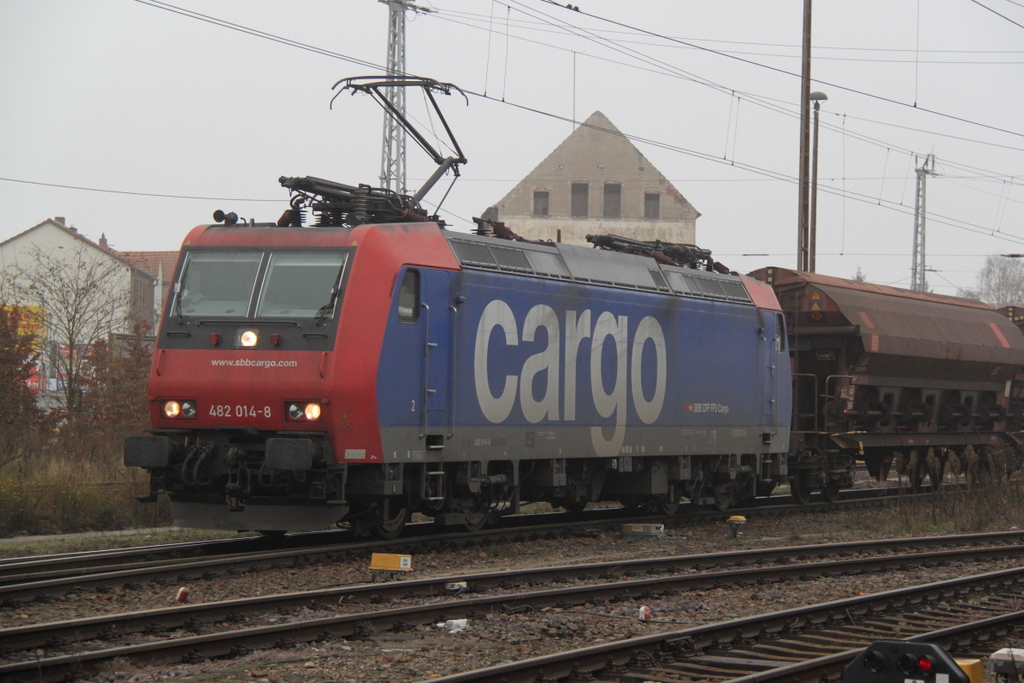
[2,0,1022,295]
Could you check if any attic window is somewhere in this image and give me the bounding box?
[533,191,549,216]
[644,193,660,219]
[571,183,589,218]
[603,184,621,218]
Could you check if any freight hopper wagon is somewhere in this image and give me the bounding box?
[998,305,1024,432]
[124,178,793,536]
[752,267,1024,499]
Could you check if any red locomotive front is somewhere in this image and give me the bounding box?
[125,216,458,532]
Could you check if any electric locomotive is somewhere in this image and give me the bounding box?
[125,176,793,536]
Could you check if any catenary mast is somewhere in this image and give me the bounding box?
[911,154,937,292]
[379,1,433,194]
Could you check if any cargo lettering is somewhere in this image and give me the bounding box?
[473,300,666,457]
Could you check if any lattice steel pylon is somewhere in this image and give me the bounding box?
[911,154,936,292]
[378,1,432,194]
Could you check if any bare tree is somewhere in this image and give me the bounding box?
[1,243,132,413]
[958,255,1024,307]
[0,303,40,425]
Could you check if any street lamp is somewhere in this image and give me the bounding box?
[809,91,827,273]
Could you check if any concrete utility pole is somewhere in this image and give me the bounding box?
[378,0,433,194]
[911,154,936,292]
[796,0,813,272]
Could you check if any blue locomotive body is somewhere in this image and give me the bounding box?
[373,232,791,516]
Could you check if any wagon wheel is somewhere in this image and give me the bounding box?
[373,502,409,540]
[713,483,735,511]
[822,478,841,503]
[791,474,813,505]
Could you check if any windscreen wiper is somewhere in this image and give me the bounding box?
[316,286,340,325]
[171,283,184,323]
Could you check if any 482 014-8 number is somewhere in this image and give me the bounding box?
[209,404,272,418]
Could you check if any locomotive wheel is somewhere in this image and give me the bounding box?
[462,506,488,532]
[660,499,681,516]
[374,505,409,540]
[642,495,680,516]
[461,493,492,532]
[559,500,588,515]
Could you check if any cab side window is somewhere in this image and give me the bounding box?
[398,269,419,323]
[775,312,786,353]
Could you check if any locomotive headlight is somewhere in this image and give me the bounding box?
[238,329,259,347]
[163,399,198,419]
[286,401,322,422]
[164,400,181,418]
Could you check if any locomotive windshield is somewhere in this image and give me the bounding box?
[256,252,348,318]
[172,250,349,320]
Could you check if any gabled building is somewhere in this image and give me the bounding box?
[0,218,156,332]
[482,111,700,246]
[118,250,180,319]
[0,217,158,402]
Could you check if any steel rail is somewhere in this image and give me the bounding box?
[0,507,639,597]
[423,567,1024,683]
[0,481,939,596]
[5,531,1022,650]
[2,538,1024,681]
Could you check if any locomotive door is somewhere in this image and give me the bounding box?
[421,270,453,443]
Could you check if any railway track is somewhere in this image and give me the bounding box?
[429,566,1024,683]
[1,531,1023,682]
[0,482,919,602]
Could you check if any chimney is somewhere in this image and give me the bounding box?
[54,216,65,226]
[99,233,108,249]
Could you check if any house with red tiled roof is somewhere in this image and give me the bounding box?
[0,218,157,401]
[118,250,180,318]
[0,218,156,330]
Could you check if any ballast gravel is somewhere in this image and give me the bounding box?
[5,505,1024,683]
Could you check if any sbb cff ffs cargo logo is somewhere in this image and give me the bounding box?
[473,299,667,458]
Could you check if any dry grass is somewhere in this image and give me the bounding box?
[0,527,238,558]
[0,427,173,537]
[880,445,1024,536]
[882,476,1024,536]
